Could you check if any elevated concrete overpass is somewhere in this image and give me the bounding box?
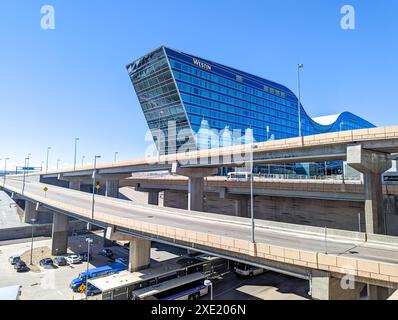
[20,126,396,236]
[2,177,398,300]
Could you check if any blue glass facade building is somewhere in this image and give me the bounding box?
[127,46,375,174]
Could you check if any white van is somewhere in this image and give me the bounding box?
[233,263,264,277]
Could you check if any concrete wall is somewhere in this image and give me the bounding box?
[163,190,398,235]
[0,220,87,241]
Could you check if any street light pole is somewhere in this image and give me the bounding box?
[30,218,37,265]
[114,152,118,163]
[3,157,10,186]
[91,155,101,222]
[46,147,51,173]
[250,143,257,243]
[57,159,61,170]
[22,157,29,194]
[204,279,213,300]
[85,237,93,300]
[81,155,85,167]
[26,153,31,177]
[297,64,304,137]
[74,138,79,171]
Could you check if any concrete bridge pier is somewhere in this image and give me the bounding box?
[347,144,392,234]
[24,201,37,223]
[51,212,69,255]
[311,270,365,300]
[172,165,218,212]
[219,188,249,217]
[129,237,151,272]
[148,190,159,206]
[105,180,119,198]
[105,226,151,272]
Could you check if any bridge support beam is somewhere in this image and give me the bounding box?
[311,270,365,300]
[347,144,392,234]
[51,213,69,256]
[24,201,37,223]
[235,199,249,218]
[219,188,249,217]
[129,237,151,272]
[148,191,159,206]
[172,165,218,212]
[105,180,119,198]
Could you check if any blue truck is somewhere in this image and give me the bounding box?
[70,263,127,292]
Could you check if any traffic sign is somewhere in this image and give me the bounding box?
[95,184,102,191]
[43,187,48,192]
[78,284,86,293]
[22,167,35,171]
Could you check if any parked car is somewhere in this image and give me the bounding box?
[66,255,81,264]
[98,248,113,258]
[233,263,265,278]
[39,258,54,268]
[85,283,102,296]
[54,256,68,266]
[78,252,92,262]
[15,261,29,273]
[9,256,21,265]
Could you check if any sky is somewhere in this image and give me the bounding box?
[0,0,397,170]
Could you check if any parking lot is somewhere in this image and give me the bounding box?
[0,232,310,300]
[0,232,186,300]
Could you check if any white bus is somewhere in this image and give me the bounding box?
[88,254,227,300]
[132,272,208,300]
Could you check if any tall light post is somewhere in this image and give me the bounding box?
[22,156,29,194]
[3,157,10,186]
[204,279,213,300]
[81,155,85,167]
[114,152,119,163]
[45,147,51,173]
[297,64,304,137]
[57,159,61,170]
[85,237,93,300]
[26,153,31,177]
[74,138,79,171]
[30,218,37,265]
[91,155,101,221]
[250,143,257,243]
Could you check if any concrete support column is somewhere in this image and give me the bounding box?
[171,165,218,213]
[128,237,151,272]
[188,177,204,212]
[347,144,392,234]
[51,213,69,256]
[311,270,364,300]
[69,180,81,191]
[148,191,159,206]
[24,201,37,223]
[368,284,390,300]
[235,199,248,217]
[384,195,397,215]
[105,180,119,198]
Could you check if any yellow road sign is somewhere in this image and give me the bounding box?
[78,284,86,293]
[95,185,102,191]
[43,187,48,192]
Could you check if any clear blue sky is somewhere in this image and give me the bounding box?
[1,0,397,170]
